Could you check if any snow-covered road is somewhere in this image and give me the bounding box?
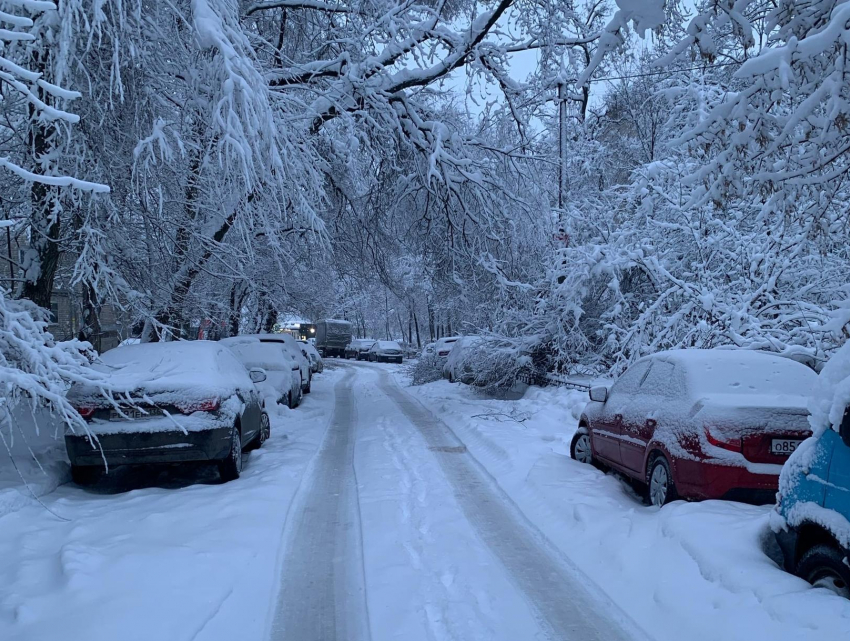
[2,362,849,641]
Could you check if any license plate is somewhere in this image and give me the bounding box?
[110,407,164,421]
[770,439,803,456]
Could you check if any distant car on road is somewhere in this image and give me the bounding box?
[421,343,436,358]
[572,349,816,506]
[315,319,352,358]
[222,337,303,408]
[367,340,404,363]
[435,336,461,359]
[298,340,324,373]
[65,341,270,484]
[345,338,376,360]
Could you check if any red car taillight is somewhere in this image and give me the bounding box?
[705,428,741,452]
[438,350,450,357]
[176,398,220,414]
[74,406,95,419]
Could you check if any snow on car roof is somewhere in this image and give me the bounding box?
[85,341,252,398]
[650,349,816,400]
[375,340,401,348]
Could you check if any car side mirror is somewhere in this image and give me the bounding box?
[589,385,609,403]
[840,408,850,448]
[249,368,267,384]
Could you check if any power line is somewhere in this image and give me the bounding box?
[587,60,741,83]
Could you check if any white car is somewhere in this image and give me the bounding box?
[222,337,303,408]
[435,336,461,358]
[250,333,312,394]
[298,340,324,373]
[443,335,484,383]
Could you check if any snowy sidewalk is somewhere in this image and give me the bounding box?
[403,374,850,641]
[0,368,345,641]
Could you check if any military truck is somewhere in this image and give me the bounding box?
[315,319,352,358]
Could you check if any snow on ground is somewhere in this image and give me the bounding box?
[401,373,850,641]
[352,367,548,641]
[0,367,345,641]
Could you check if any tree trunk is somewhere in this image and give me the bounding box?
[20,42,61,310]
[413,310,421,348]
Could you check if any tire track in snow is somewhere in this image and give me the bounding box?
[268,370,371,641]
[375,369,650,641]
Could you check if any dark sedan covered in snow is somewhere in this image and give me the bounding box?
[65,341,270,484]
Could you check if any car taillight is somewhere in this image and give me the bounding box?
[74,406,95,419]
[438,350,449,357]
[705,428,741,452]
[177,398,220,414]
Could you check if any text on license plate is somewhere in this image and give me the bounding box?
[110,407,164,420]
[770,439,803,455]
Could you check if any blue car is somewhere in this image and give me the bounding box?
[774,409,850,598]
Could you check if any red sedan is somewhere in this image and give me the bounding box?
[571,350,816,506]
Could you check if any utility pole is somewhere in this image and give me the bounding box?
[557,80,568,220]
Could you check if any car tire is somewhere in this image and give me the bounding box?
[294,385,303,407]
[258,412,270,447]
[570,432,594,465]
[304,375,312,394]
[646,454,677,507]
[798,544,850,599]
[70,464,100,485]
[218,425,243,482]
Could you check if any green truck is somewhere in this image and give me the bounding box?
[315,319,352,358]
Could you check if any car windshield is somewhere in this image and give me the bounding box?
[671,352,817,400]
[227,341,291,372]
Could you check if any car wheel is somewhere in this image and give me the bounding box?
[295,385,303,407]
[70,464,100,485]
[570,432,594,465]
[258,412,270,447]
[647,455,677,507]
[304,374,312,394]
[798,544,850,599]
[218,425,243,482]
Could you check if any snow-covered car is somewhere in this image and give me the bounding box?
[421,343,436,357]
[222,337,303,408]
[773,344,850,599]
[65,341,270,484]
[345,338,376,360]
[367,340,404,363]
[298,340,324,373]
[572,349,816,506]
[250,333,312,394]
[435,336,461,359]
[443,335,484,384]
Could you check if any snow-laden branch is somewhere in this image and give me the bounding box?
[0,157,110,192]
[245,0,355,15]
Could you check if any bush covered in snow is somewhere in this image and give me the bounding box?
[410,355,444,387]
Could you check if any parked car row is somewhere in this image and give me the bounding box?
[65,333,321,485]
[343,338,405,363]
[565,348,850,599]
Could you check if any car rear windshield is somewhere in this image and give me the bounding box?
[679,354,816,398]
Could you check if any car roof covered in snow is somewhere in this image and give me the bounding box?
[375,340,401,349]
[74,341,253,400]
